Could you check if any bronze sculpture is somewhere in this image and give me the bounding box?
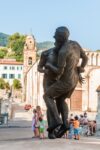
[38,26,88,139]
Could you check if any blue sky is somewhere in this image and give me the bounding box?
[0,0,100,50]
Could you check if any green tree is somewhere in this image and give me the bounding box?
[5,82,10,90]
[8,33,26,61]
[0,48,8,58]
[96,49,100,52]
[0,78,6,89]
[13,79,22,89]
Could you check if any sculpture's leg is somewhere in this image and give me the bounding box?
[47,109,58,139]
[56,95,69,128]
[55,89,76,138]
[55,96,69,138]
[43,80,70,138]
[46,109,57,131]
[43,78,60,138]
[43,94,62,132]
[56,87,76,125]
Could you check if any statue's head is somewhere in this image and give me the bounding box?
[54,26,70,43]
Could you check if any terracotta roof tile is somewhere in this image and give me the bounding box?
[0,59,23,65]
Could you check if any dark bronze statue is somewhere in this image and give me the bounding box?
[38,26,88,139]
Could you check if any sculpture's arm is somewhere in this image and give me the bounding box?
[46,46,66,76]
[45,63,63,75]
[80,48,88,68]
[78,48,88,73]
[37,52,46,73]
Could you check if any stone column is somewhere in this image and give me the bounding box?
[96,86,100,136]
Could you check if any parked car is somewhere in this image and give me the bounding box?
[24,104,32,111]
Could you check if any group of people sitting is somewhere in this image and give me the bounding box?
[79,113,96,136]
[64,112,96,140]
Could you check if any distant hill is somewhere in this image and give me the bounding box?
[37,41,54,50]
[0,33,9,46]
[0,32,54,50]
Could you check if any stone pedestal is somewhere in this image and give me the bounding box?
[96,86,100,136]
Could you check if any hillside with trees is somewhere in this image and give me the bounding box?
[0,33,9,46]
[37,41,54,50]
[7,33,26,61]
[0,32,54,61]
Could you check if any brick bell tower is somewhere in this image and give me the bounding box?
[23,35,37,101]
[23,35,37,74]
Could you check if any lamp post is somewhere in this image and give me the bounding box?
[96,85,100,136]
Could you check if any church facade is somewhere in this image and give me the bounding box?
[23,36,100,112]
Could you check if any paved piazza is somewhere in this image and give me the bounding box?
[0,128,100,150]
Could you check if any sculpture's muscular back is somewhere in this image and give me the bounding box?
[58,40,82,87]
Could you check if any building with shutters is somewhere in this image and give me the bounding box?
[0,59,23,85]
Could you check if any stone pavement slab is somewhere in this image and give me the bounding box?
[0,127,100,150]
[0,102,100,150]
[0,137,100,150]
